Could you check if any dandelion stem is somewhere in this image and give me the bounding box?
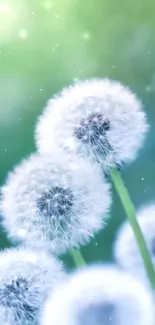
[110,167,155,289]
[70,249,86,267]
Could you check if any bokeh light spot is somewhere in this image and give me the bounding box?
[18,29,28,39]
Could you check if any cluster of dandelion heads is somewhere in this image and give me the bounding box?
[0,152,111,255]
[113,204,155,282]
[0,247,64,325]
[41,264,154,325]
[35,78,148,170]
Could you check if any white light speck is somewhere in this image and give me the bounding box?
[141,177,144,181]
[82,32,91,40]
[31,12,35,15]
[145,86,151,93]
[40,88,43,91]
[73,77,79,82]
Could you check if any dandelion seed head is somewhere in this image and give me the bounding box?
[35,79,148,170]
[41,264,154,325]
[37,186,74,220]
[114,204,155,283]
[0,247,64,325]
[0,152,111,254]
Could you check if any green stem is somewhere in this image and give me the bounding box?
[110,167,155,289]
[70,249,86,267]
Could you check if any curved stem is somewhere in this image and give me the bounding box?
[110,167,155,289]
[70,249,86,267]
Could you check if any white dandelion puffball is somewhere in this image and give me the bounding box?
[113,204,155,282]
[35,78,148,170]
[40,264,154,325]
[0,247,64,325]
[0,152,111,254]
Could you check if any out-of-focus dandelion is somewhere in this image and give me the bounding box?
[41,264,154,325]
[113,204,155,282]
[0,152,111,254]
[0,247,64,325]
[35,78,148,170]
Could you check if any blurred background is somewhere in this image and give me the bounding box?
[0,0,154,267]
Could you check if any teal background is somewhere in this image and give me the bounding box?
[0,0,154,267]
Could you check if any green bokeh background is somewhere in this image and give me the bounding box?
[0,0,154,267]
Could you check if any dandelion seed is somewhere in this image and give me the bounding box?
[0,152,111,255]
[41,264,154,325]
[35,78,148,170]
[0,247,64,325]
[113,204,155,283]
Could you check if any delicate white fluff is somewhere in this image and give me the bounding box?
[114,204,155,282]
[40,264,154,325]
[0,152,111,254]
[35,78,148,170]
[0,247,64,325]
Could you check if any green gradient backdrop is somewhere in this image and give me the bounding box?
[0,0,155,267]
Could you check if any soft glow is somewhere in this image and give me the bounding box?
[73,77,80,82]
[43,1,53,10]
[0,1,28,44]
[0,3,11,14]
[82,32,91,40]
[18,28,28,39]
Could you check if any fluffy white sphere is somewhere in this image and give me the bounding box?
[0,247,64,325]
[113,204,155,282]
[0,152,111,254]
[40,264,154,325]
[35,78,148,170]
